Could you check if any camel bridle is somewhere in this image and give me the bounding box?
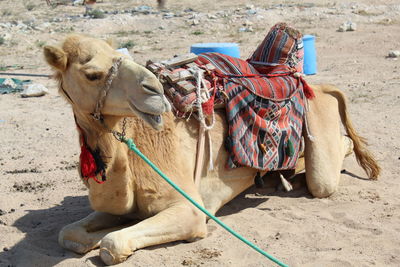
[59,56,127,141]
[91,57,123,121]
[90,56,128,141]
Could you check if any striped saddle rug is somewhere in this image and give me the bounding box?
[196,52,310,171]
[150,22,314,171]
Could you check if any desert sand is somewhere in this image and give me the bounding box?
[0,0,399,266]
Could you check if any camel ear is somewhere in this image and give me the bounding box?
[105,38,116,49]
[43,45,67,71]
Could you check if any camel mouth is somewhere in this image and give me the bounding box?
[128,102,164,130]
[142,113,163,130]
[150,114,162,124]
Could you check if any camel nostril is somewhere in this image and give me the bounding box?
[142,83,160,95]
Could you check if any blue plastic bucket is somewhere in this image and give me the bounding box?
[303,35,317,75]
[190,43,240,58]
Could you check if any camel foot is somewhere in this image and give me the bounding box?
[61,240,91,254]
[99,233,132,265]
[100,248,117,265]
[99,247,129,265]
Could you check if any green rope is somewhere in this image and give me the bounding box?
[122,137,289,267]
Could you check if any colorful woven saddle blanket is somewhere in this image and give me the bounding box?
[147,22,314,171]
[196,52,307,171]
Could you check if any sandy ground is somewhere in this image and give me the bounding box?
[0,0,400,266]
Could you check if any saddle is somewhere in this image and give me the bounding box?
[146,23,314,172]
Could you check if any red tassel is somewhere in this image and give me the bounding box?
[300,76,315,99]
[75,121,106,184]
[201,78,217,115]
[202,95,215,115]
[80,144,97,178]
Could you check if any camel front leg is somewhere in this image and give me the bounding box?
[59,211,132,254]
[99,204,207,265]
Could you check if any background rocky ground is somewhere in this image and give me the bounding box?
[0,0,399,266]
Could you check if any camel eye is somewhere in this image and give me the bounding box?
[85,72,103,81]
[80,55,92,65]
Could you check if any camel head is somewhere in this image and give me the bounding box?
[43,34,170,130]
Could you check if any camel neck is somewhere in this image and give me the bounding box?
[73,111,177,179]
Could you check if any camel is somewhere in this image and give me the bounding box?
[43,34,380,265]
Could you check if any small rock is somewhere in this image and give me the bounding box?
[338,24,347,32]
[137,5,152,11]
[379,18,392,25]
[33,22,51,31]
[0,33,12,41]
[216,11,229,17]
[388,50,400,58]
[247,9,257,15]
[338,22,357,32]
[275,232,281,240]
[188,13,198,19]
[163,13,175,19]
[190,19,199,25]
[243,20,253,26]
[135,5,152,14]
[21,83,49,98]
[301,3,315,8]
[23,19,35,26]
[0,23,12,30]
[3,247,9,252]
[239,26,253,32]
[349,22,357,31]
[16,22,28,31]
[73,0,84,5]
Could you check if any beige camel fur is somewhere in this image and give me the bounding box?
[43,34,380,265]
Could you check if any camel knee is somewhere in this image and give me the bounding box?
[58,223,77,245]
[307,177,338,198]
[182,206,207,241]
[59,224,93,254]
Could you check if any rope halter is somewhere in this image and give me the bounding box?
[92,57,123,121]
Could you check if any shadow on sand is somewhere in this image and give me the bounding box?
[0,174,313,267]
[0,196,92,267]
[217,173,311,217]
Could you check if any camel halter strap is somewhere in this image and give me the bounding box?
[88,56,128,142]
[92,57,123,121]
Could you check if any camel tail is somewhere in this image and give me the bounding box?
[327,86,381,179]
